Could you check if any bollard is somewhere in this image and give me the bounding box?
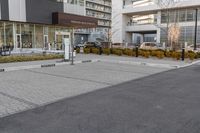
[99,47,102,55]
[136,46,139,57]
[181,48,185,61]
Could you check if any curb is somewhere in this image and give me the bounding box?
[179,60,200,68]
[100,59,180,69]
[0,58,195,73]
[0,59,100,73]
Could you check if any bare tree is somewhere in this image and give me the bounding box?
[168,24,180,50]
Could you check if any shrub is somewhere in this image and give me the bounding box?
[188,52,196,60]
[140,51,150,58]
[84,48,90,54]
[195,52,200,59]
[76,48,80,53]
[123,49,134,56]
[171,52,181,60]
[91,48,100,54]
[102,48,110,55]
[114,50,122,56]
[184,52,189,58]
[144,51,150,58]
[156,51,165,59]
[165,51,172,57]
[150,50,157,57]
[111,48,123,56]
[0,54,64,63]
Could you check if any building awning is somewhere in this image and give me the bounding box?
[52,12,98,28]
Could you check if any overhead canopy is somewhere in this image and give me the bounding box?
[52,12,98,28]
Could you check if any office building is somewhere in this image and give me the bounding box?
[112,0,200,48]
[0,0,97,51]
[74,0,112,45]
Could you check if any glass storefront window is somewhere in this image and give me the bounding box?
[44,27,48,35]
[48,26,55,49]
[35,25,44,48]
[0,21,72,50]
[0,22,4,48]
[21,24,34,48]
[16,23,21,34]
[5,22,14,47]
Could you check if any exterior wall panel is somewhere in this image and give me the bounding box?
[0,0,9,20]
[26,0,64,24]
[8,0,26,22]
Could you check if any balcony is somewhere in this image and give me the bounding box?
[63,3,85,16]
[125,24,157,32]
[123,3,159,15]
[86,0,111,7]
[86,5,111,14]
[122,0,200,15]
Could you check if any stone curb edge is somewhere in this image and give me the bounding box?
[0,59,100,73]
[100,59,180,69]
[0,58,196,73]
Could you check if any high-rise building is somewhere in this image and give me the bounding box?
[112,0,200,49]
[74,0,112,45]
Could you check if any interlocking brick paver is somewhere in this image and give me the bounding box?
[0,61,170,117]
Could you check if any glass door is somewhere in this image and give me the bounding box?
[16,34,21,48]
[56,35,63,50]
[44,35,48,50]
[55,32,70,50]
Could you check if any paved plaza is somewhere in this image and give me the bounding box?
[0,55,174,117]
[0,61,200,133]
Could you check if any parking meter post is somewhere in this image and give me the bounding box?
[136,46,139,57]
[182,48,185,61]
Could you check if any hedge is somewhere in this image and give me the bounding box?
[82,48,200,60]
[0,54,63,63]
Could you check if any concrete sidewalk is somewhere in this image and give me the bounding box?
[0,54,195,70]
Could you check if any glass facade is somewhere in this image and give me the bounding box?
[160,8,200,47]
[161,9,196,23]
[0,21,71,50]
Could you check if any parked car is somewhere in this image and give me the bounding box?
[74,43,85,49]
[84,41,102,48]
[140,42,161,50]
[186,44,200,52]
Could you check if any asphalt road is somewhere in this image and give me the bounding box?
[1,64,200,133]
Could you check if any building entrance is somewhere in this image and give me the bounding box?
[55,32,70,50]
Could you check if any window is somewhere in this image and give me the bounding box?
[179,10,186,22]
[0,22,4,47]
[161,12,167,23]
[5,22,13,47]
[186,9,194,21]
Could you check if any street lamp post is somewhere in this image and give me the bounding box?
[194,8,198,51]
[71,28,74,65]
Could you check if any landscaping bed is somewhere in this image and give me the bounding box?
[76,47,200,60]
[0,54,64,63]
